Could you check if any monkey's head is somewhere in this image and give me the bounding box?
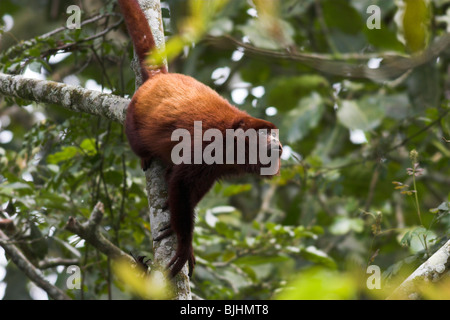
[231,116,283,176]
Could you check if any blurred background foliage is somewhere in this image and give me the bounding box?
[0,0,449,300]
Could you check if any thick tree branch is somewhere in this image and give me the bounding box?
[0,229,71,300]
[0,73,129,124]
[135,0,192,299]
[387,239,450,300]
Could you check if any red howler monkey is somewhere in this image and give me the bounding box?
[118,0,282,278]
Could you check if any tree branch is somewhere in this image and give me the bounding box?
[39,18,124,60]
[136,0,192,300]
[0,73,128,123]
[206,34,450,80]
[0,229,71,300]
[65,202,134,264]
[38,258,80,269]
[4,13,121,61]
[387,239,450,300]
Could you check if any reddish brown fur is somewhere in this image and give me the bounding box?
[118,0,167,81]
[119,0,281,278]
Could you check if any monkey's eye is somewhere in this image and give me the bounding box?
[259,130,267,136]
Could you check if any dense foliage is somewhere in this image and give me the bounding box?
[0,0,449,300]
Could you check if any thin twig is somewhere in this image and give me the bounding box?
[41,18,123,57]
[4,13,121,60]
[38,258,80,269]
[364,163,381,212]
[386,109,450,154]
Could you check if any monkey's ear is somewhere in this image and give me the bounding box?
[232,118,246,130]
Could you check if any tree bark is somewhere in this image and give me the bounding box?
[387,239,450,300]
[0,73,128,123]
[136,0,191,300]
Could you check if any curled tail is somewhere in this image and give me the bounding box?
[118,0,167,82]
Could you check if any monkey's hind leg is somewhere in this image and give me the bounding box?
[162,167,196,278]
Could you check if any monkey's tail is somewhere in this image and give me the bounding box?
[118,0,168,82]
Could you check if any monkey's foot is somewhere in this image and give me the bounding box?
[130,252,151,272]
[167,246,196,278]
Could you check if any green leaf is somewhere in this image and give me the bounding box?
[221,184,252,197]
[436,202,450,213]
[301,246,337,269]
[322,0,363,34]
[294,226,317,239]
[47,146,79,164]
[0,182,33,196]
[267,75,329,112]
[80,138,97,155]
[28,61,42,73]
[395,0,432,52]
[39,190,69,211]
[239,265,258,282]
[239,18,295,50]
[214,221,235,239]
[282,92,325,143]
[400,229,413,247]
[28,47,41,58]
[337,96,385,131]
[364,22,404,51]
[400,226,437,253]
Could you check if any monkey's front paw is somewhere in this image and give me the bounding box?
[140,157,153,171]
[153,223,173,242]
